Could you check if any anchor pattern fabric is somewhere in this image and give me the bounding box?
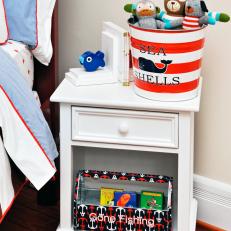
[73,170,173,231]
[73,204,172,231]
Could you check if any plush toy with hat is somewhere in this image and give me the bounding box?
[124,3,139,24]
[124,1,162,26]
[125,0,167,29]
[135,0,167,29]
[124,0,230,30]
[124,0,185,29]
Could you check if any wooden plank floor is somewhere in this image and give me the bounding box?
[0,186,214,231]
[0,186,59,231]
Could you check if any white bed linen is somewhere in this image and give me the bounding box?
[0,89,55,221]
[0,44,57,222]
[1,40,34,89]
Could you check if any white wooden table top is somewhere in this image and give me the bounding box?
[51,76,202,112]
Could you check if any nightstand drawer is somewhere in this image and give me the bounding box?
[72,107,178,148]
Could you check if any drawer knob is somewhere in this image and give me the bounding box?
[119,123,129,135]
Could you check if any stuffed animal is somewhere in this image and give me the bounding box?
[79,51,105,72]
[133,0,166,29]
[124,1,161,25]
[183,0,216,29]
[124,2,161,14]
[207,12,230,23]
[124,3,139,24]
[157,0,186,24]
[124,0,185,29]
[124,3,137,14]
[168,0,230,29]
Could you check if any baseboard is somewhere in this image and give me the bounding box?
[197,220,225,231]
[194,174,231,230]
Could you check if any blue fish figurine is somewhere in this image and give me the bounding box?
[79,51,105,72]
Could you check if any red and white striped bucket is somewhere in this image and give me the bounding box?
[129,24,206,101]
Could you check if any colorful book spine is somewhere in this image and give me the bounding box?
[100,188,123,206]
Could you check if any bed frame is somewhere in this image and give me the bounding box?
[34,1,59,206]
[34,1,59,140]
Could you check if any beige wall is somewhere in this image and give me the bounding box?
[59,0,231,184]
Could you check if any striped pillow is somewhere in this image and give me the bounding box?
[0,0,8,45]
[4,0,56,65]
[4,0,37,47]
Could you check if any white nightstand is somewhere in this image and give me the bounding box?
[51,76,202,231]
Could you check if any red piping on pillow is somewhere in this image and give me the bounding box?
[0,0,9,45]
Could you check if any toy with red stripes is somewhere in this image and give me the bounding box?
[124,0,230,30]
[170,0,230,29]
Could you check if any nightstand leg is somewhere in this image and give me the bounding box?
[178,112,195,231]
[59,104,73,230]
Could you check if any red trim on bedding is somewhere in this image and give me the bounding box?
[0,85,56,171]
[0,180,28,224]
[0,0,9,45]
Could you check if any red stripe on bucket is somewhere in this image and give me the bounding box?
[131,37,205,54]
[132,57,202,74]
[134,77,199,93]
[182,23,200,29]
[129,24,203,33]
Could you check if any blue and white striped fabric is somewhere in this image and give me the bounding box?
[0,48,58,190]
[0,0,8,44]
[4,0,37,47]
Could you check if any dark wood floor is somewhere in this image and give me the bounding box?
[0,186,59,231]
[0,186,214,231]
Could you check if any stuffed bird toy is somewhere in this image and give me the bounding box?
[124,1,163,27]
[125,0,166,29]
[125,0,186,28]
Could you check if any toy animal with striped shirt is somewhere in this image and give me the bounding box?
[124,0,230,30]
[167,0,230,29]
